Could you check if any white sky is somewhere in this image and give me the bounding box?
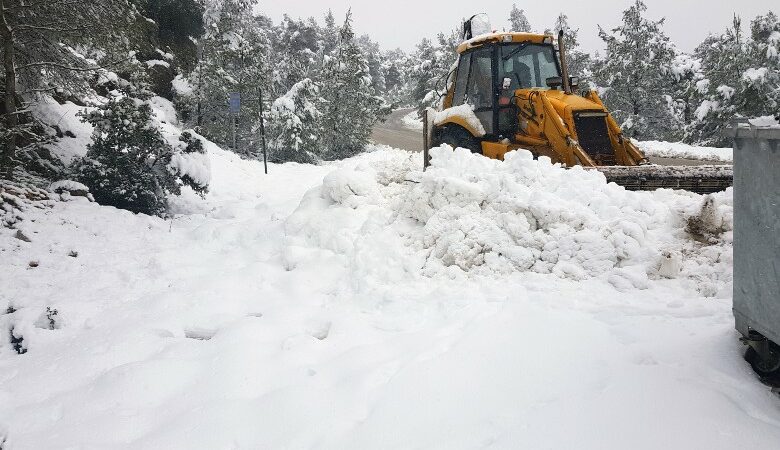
[260,0,777,54]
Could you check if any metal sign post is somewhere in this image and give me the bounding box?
[229,92,241,152]
[258,88,268,174]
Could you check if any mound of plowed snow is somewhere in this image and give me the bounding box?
[287,146,732,294]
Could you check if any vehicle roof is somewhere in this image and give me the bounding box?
[456,32,553,54]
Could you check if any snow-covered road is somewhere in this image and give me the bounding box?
[1,143,777,449]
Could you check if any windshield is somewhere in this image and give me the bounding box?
[499,44,560,90]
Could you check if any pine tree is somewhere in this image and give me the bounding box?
[509,4,532,32]
[357,35,387,95]
[744,13,780,120]
[189,0,271,153]
[409,38,439,110]
[0,0,146,177]
[687,13,780,145]
[552,13,591,84]
[73,82,208,216]
[318,11,388,159]
[592,0,678,140]
[268,78,321,163]
[321,10,340,56]
[272,15,321,96]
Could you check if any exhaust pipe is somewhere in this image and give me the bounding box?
[558,30,572,95]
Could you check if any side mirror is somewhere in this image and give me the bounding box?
[546,76,563,89]
[569,76,580,90]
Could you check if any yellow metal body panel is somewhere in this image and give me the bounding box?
[481,141,514,160]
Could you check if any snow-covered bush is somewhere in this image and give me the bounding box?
[269,78,321,163]
[73,95,209,216]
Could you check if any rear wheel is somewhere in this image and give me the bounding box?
[745,342,780,386]
[433,125,482,154]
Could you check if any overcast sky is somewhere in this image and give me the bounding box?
[261,0,776,54]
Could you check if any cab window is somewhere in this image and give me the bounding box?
[466,48,493,109]
[453,53,471,106]
[499,44,560,90]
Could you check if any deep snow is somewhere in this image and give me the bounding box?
[1,141,778,449]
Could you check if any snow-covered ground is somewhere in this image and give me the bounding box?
[635,140,733,162]
[2,136,778,448]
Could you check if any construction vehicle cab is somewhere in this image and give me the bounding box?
[423,18,732,194]
[447,34,561,141]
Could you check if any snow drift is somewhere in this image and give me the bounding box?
[287,146,732,295]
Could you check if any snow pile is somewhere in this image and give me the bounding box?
[287,146,733,295]
[401,148,660,281]
[636,140,733,162]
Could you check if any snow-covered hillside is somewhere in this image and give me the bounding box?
[1,143,777,449]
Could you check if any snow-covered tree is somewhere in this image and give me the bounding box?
[666,50,705,133]
[509,4,532,32]
[552,13,592,85]
[592,0,678,140]
[73,83,208,216]
[268,78,321,163]
[0,0,147,178]
[357,35,387,95]
[272,15,320,96]
[318,11,388,159]
[320,10,340,56]
[744,13,780,120]
[408,29,461,113]
[189,0,271,153]
[686,13,780,145]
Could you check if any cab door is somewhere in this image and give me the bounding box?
[452,47,495,136]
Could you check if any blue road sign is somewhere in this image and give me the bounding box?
[229,92,241,114]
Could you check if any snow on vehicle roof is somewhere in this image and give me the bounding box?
[457,32,553,54]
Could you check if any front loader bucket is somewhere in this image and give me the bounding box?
[597,165,733,194]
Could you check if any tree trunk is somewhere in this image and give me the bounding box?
[0,0,18,177]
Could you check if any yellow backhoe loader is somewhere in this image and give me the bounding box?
[422,21,732,194]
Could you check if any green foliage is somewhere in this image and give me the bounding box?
[187,0,271,152]
[686,13,780,146]
[269,78,321,163]
[74,92,207,216]
[592,0,678,140]
[318,12,389,159]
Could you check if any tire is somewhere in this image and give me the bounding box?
[745,345,780,383]
[434,125,482,154]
